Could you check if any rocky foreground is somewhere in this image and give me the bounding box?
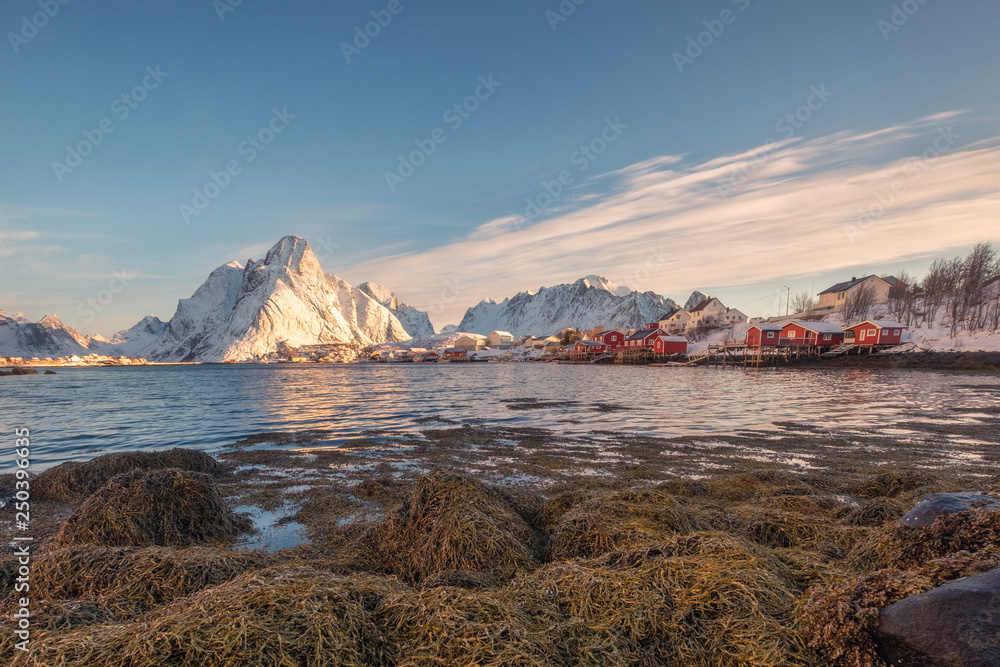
[2,422,1000,666]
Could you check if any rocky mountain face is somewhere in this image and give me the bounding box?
[456,275,679,337]
[685,291,709,311]
[0,311,106,359]
[0,236,420,363]
[357,282,436,337]
[144,236,412,362]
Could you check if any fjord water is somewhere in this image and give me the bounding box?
[2,364,997,471]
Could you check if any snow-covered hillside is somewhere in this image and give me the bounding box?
[0,236,418,362]
[456,275,679,337]
[0,310,107,359]
[141,236,412,362]
[357,282,435,336]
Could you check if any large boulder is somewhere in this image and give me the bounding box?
[900,492,1000,528]
[876,567,1000,666]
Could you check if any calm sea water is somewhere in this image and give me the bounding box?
[1,364,997,471]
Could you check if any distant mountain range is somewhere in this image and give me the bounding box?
[1,236,424,362]
[456,275,683,338]
[1,236,707,361]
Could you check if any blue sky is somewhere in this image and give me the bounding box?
[1,0,998,334]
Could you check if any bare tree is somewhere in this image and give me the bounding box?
[790,292,815,314]
[887,271,918,327]
[960,243,997,331]
[842,282,878,325]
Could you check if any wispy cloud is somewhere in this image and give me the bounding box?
[342,113,1000,326]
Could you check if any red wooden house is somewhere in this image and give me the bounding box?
[624,327,662,349]
[594,330,625,350]
[844,320,906,347]
[443,347,467,359]
[574,340,609,354]
[653,335,688,355]
[780,321,845,348]
[747,323,782,347]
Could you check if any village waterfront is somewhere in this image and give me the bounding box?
[3,363,1000,666]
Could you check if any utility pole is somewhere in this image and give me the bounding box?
[786,287,791,316]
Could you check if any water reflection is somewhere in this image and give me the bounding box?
[1,364,996,470]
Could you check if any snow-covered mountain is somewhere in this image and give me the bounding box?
[357,282,435,337]
[456,276,679,337]
[0,311,106,359]
[0,236,424,362]
[685,291,709,311]
[106,316,169,358]
[143,236,412,362]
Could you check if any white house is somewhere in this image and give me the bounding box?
[723,308,748,326]
[687,297,729,330]
[815,275,899,313]
[486,330,514,349]
[658,308,691,334]
[454,334,486,351]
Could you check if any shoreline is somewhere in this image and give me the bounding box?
[5,350,1000,372]
[3,413,999,665]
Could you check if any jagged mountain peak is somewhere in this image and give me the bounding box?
[357,281,393,304]
[458,277,679,337]
[258,235,315,272]
[685,291,710,311]
[579,275,631,296]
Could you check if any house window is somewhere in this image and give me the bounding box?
[824,334,832,341]
[766,332,775,338]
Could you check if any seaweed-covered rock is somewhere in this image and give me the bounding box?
[365,471,543,584]
[876,567,1000,666]
[34,448,223,502]
[547,489,694,560]
[900,492,1000,528]
[54,469,251,548]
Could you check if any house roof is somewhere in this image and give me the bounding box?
[656,335,688,343]
[489,330,513,338]
[846,320,907,329]
[818,275,889,295]
[594,329,623,337]
[657,307,683,320]
[576,340,605,347]
[688,298,717,313]
[787,321,843,334]
[749,323,783,332]
[625,327,661,341]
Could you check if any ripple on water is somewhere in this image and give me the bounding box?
[2,364,997,470]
